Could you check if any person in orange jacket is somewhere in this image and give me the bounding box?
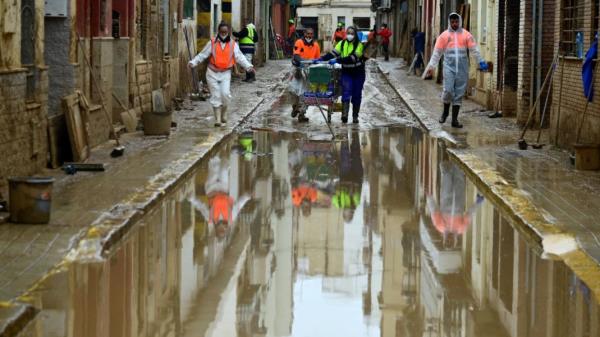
[378,24,392,61]
[289,28,321,122]
[331,22,346,46]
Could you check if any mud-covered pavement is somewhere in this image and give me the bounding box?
[6,59,599,337]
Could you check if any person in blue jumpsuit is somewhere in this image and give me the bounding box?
[319,26,366,124]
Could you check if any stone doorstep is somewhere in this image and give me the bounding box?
[378,60,600,303]
[0,63,287,336]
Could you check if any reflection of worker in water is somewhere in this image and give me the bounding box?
[292,180,318,217]
[427,161,483,246]
[334,131,364,222]
[190,156,250,239]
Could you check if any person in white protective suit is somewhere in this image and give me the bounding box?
[188,22,256,127]
[423,13,488,128]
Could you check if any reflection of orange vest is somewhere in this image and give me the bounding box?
[209,38,236,71]
[210,193,233,223]
[431,211,469,234]
[292,186,317,207]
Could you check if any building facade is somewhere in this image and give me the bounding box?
[0,0,285,189]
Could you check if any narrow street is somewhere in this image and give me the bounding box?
[3,0,600,335]
[4,60,600,337]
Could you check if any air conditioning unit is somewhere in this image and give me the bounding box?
[379,0,392,10]
[45,0,68,17]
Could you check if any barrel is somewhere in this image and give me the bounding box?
[8,177,55,224]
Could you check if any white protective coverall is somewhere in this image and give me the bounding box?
[425,13,484,106]
[189,38,253,109]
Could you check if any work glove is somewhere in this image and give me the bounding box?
[328,58,338,65]
[479,61,489,72]
[292,54,302,67]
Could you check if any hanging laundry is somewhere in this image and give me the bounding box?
[582,37,598,102]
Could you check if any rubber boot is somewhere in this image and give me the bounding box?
[352,105,360,124]
[298,111,309,123]
[439,103,450,124]
[451,105,463,128]
[244,71,255,83]
[342,102,350,124]
[213,107,222,127]
[221,106,228,124]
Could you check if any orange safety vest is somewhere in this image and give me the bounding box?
[209,38,236,71]
[210,193,233,223]
[294,39,321,60]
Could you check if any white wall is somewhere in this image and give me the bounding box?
[296,7,375,50]
[232,0,242,31]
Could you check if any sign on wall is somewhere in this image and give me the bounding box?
[45,0,67,17]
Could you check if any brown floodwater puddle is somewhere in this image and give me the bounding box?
[21,127,600,337]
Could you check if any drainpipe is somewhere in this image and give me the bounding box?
[537,0,543,121]
[529,0,537,113]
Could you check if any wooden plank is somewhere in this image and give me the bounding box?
[62,93,89,162]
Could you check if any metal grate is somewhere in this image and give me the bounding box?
[561,0,585,56]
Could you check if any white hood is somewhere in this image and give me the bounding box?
[447,12,463,32]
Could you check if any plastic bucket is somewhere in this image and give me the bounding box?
[8,177,55,224]
[143,111,172,136]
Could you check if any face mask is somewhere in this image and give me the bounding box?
[347,34,355,41]
[219,34,228,40]
[305,38,313,43]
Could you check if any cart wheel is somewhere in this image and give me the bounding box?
[327,108,332,123]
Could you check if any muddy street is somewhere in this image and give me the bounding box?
[22,121,600,336]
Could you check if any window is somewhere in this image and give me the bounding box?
[353,17,370,30]
[337,16,345,26]
[561,0,585,56]
[183,0,194,19]
[21,0,36,101]
[112,10,120,38]
[213,4,218,34]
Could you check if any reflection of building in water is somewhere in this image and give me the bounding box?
[413,131,600,337]
[296,130,363,281]
[375,128,422,337]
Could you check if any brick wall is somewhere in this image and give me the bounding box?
[550,58,600,147]
[0,69,48,187]
[517,0,533,123]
